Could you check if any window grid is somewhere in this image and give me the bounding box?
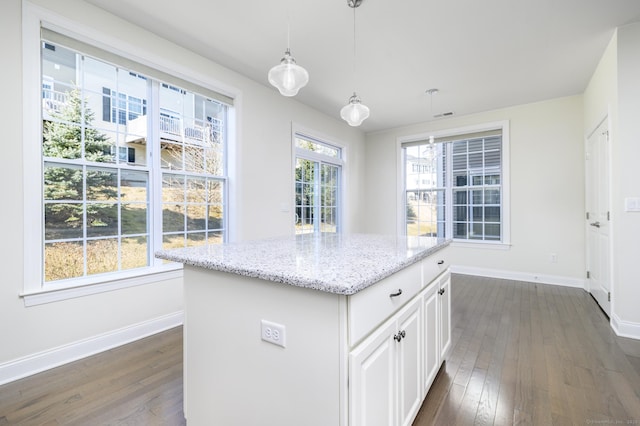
[451,137,501,241]
[41,39,227,284]
[320,163,339,233]
[295,158,317,234]
[161,173,225,249]
[295,135,342,235]
[404,134,502,242]
[405,143,447,237]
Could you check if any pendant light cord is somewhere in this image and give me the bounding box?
[286,0,291,49]
[352,4,357,93]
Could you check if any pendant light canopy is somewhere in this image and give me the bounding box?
[268,48,309,97]
[340,92,370,127]
[341,0,369,127]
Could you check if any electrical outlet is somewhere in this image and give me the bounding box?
[261,320,286,348]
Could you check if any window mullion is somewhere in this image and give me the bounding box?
[149,80,163,267]
[445,143,453,240]
[336,164,342,234]
[82,164,88,276]
[313,161,320,233]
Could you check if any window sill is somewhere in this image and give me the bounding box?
[451,240,512,250]
[21,264,183,307]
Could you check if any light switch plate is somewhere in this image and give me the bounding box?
[624,197,640,212]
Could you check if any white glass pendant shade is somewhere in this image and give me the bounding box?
[268,49,309,97]
[340,93,370,126]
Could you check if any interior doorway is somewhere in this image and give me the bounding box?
[585,118,611,317]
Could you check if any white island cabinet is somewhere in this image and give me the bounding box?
[156,234,451,426]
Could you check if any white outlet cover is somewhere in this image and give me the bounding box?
[261,319,286,348]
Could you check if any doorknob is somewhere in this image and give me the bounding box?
[590,221,601,228]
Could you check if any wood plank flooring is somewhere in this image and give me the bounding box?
[1,274,639,425]
[0,327,185,425]
[413,274,640,425]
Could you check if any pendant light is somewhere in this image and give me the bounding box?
[268,3,309,97]
[340,0,370,127]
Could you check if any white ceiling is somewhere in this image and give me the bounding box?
[85,0,640,133]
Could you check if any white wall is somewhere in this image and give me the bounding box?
[236,89,366,240]
[364,96,586,286]
[0,0,365,382]
[615,23,640,334]
[583,33,617,135]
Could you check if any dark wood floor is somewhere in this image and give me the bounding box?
[1,274,639,425]
[414,274,640,425]
[0,327,185,425]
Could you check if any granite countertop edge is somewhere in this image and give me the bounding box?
[157,237,451,296]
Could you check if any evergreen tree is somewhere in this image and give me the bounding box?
[43,88,117,239]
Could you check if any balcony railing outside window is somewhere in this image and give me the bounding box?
[42,88,68,114]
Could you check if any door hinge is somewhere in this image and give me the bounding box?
[587,271,591,279]
[607,211,610,221]
[608,292,611,302]
[586,212,590,220]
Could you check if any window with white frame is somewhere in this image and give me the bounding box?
[294,134,343,234]
[102,84,147,125]
[402,124,508,243]
[39,30,229,285]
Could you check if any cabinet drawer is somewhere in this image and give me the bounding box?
[422,250,448,287]
[349,262,421,347]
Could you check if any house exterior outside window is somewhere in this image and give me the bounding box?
[402,122,510,245]
[39,32,229,286]
[294,133,344,235]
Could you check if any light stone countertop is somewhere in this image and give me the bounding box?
[155,233,450,295]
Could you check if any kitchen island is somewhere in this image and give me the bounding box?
[157,233,451,426]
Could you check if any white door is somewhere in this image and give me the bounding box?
[586,119,611,316]
[349,320,396,426]
[397,299,422,426]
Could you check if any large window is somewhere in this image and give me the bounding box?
[294,134,343,234]
[403,124,508,243]
[39,32,228,286]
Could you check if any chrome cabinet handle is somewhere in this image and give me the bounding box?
[389,289,403,298]
[590,221,601,228]
[438,288,445,295]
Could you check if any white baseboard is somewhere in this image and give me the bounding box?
[611,313,640,340]
[0,311,183,386]
[450,265,586,289]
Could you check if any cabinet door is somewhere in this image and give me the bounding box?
[439,274,452,360]
[422,282,439,394]
[397,298,422,426]
[350,320,396,426]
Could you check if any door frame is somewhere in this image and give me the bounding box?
[585,115,613,316]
